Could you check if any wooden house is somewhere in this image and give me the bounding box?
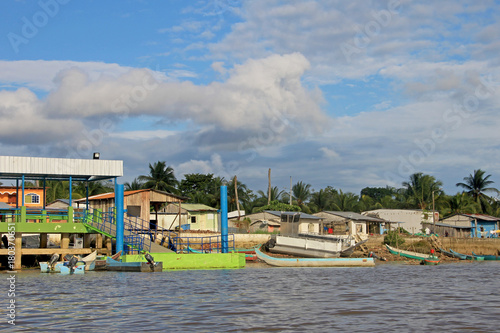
[75,189,186,229]
[434,214,500,238]
[314,211,391,237]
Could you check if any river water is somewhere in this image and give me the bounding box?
[3,261,500,332]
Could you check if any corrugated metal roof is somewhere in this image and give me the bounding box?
[324,211,385,222]
[264,210,322,220]
[75,189,185,202]
[170,203,218,211]
[0,156,123,181]
[463,214,500,221]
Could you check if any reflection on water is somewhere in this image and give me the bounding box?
[6,262,500,332]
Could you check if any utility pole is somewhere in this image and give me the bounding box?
[267,168,271,205]
[290,176,292,205]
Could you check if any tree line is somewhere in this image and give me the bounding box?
[29,161,500,218]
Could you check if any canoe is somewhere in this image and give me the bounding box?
[439,248,457,259]
[385,244,436,260]
[255,246,375,267]
[472,251,500,260]
[450,249,484,261]
[105,257,163,272]
[422,257,440,265]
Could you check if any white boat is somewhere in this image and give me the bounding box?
[265,234,367,258]
[255,245,375,267]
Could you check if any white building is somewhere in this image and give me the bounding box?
[362,209,438,234]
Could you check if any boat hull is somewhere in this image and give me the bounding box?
[267,235,365,258]
[386,244,440,264]
[105,257,163,272]
[256,246,375,267]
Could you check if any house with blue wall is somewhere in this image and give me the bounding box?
[440,214,500,238]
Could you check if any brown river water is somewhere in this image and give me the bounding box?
[3,261,500,332]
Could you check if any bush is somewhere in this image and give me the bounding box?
[384,230,406,247]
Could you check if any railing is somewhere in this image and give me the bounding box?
[82,208,152,253]
[174,234,235,253]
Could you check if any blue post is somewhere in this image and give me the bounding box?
[69,176,72,207]
[22,175,25,206]
[115,183,124,255]
[220,185,228,253]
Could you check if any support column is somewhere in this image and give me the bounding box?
[105,237,112,255]
[84,234,92,248]
[61,233,70,258]
[14,232,22,270]
[96,233,103,251]
[220,185,228,253]
[40,233,48,248]
[115,183,124,255]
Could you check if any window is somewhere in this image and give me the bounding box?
[191,216,197,224]
[25,193,40,204]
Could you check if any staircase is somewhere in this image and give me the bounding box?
[355,234,369,254]
[82,209,174,254]
[429,234,443,250]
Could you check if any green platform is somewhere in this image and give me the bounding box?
[122,252,246,270]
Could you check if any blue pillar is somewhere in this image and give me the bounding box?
[21,175,25,206]
[220,185,228,253]
[115,183,124,255]
[69,176,72,207]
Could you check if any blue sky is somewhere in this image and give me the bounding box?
[1,0,500,197]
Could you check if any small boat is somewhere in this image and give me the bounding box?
[95,251,122,270]
[255,246,375,267]
[386,244,440,264]
[79,251,97,271]
[439,248,457,259]
[105,257,163,272]
[472,251,500,260]
[449,249,484,261]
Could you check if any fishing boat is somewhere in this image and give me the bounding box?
[255,246,375,267]
[385,244,440,264]
[439,248,459,259]
[449,249,484,261]
[79,251,97,271]
[105,257,163,272]
[40,258,85,274]
[95,251,122,270]
[472,251,500,260]
[265,234,368,258]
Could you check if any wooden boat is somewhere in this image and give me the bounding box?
[255,246,375,267]
[79,251,97,271]
[95,251,122,270]
[105,257,163,272]
[386,244,440,265]
[449,249,484,261]
[439,248,457,259]
[472,251,500,260]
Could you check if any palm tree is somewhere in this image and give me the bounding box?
[329,190,360,212]
[443,193,480,216]
[309,189,331,213]
[124,178,144,191]
[456,169,499,213]
[257,186,284,203]
[402,173,443,210]
[138,161,179,194]
[292,181,312,206]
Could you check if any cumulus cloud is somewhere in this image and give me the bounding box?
[41,53,328,135]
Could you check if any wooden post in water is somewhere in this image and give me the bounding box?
[14,232,22,270]
[61,233,69,259]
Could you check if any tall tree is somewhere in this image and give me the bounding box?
[124,178,144,191]
[292,181,312,206]
[138,161,179,194]
[257,186,284,203]
[402,172,443,210]
[330,190,360,212]
[456,169,499,213]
